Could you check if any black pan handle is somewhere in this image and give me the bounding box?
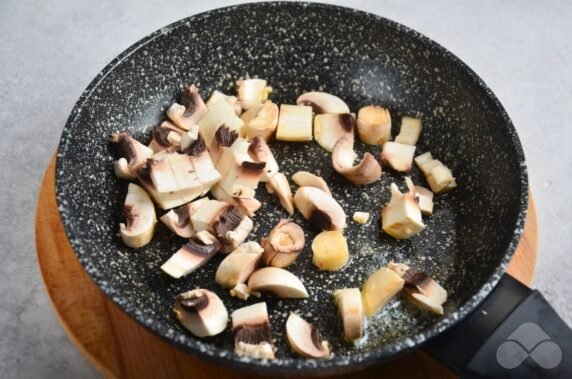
[424,274,572,378]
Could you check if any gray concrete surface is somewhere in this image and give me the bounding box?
[1,0,570,377]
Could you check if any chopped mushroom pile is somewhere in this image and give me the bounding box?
[110,79,456,360]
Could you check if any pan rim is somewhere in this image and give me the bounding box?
[55,1,529,373]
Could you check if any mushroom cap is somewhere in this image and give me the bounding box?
[247,267,309,298]
[291,171,332,196]
[214,206,253,253]
[293,187,346,231]
[261,219,305,268]
[173,289,228,337]
[296,91,350,114]
[314,113,355,153]
[265,173,294,215]
[119,183,156,248]
[332,139,382,185]
[285,313,331,359]
[215,241,264,288]
[166,84,208,130]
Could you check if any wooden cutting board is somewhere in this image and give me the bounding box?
[35,156,538,378]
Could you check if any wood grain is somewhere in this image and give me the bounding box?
[35,156,537,379]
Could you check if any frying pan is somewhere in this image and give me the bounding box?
[55,2,571,377]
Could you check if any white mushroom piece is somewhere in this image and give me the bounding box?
[414,152,457,194]
[206,90,242,116]
[119,183,157,248]
[265,173,294,215]
[241,100,279,141]
[314,113,355,152]
[207,124,240,166]
[111,132,153,179]
[173,289,228,337]
[261,219,305,268]
[160,197,209,238]
[160,231,221,279]
[381,178,425,240]
[248,136,279,182]
[285,313,331,359]
[332,139,382,185]
[148,121,183,153]
[235,79,272,110]
[333,288,364,342]
[395,116,422,145]
[291,171,331,196]
[380,141,416,172]
[198,99,244,148]
[361,266,405,318]
[356,105,391,145]
[210,184,262,217]
[213,206,254,253]
[216,241,264,289]
[231,302,275,359]
[296,91,350,114]
[180,131,222,196]
[414,185,434,216]
[248,267,309,298]
[166,84,208,130]
[275,104,313,142]
[293,187,346,231]
[402,268,448,315]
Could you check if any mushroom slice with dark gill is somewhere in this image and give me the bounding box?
[261,219,305,268]
[314,113,355,152]
[148,121,184,153]
[402,267,448,315]
[159,197,209,238]
[291,171,331,196]
[293,187,346,231]
[216,241,264,289]
[265,173,294,215]
[332,139,382,185]
[198,100,244,147]
[119,183,157,248]
[213,206,253,253]
[248,136,279,182]
[160,231,221,279]
[296,91,350,114]
[111,132,153,179]
[247,267,309,298]
[285,313,331,359]
[173,289,228,337]
[166,84,208,130]
[333,288,364,342]
[209,124,239,166]
[231,302,275,359]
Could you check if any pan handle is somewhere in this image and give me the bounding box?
[424,273,572,378]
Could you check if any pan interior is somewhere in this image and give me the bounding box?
[56,2,525,367]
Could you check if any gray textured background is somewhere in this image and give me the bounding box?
[1,0,571,377]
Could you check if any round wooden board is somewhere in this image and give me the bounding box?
[35,156,538,379]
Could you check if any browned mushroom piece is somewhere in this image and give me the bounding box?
[261,219,305,268]
[285,313,331,359]
[356,105,391,145]
[209,124,240,165]
[166,84,208,130]
[206,90,242,116]
[231,302,275,359]
[296,91,350,114]
[210,184,262,217]
[241,100,279,141]
[111,132,154,179]
[160,197,209,238]
[148,121,184,153]
[160,231,221,279]
[119,183,157,248]
[173,289,228,337]
[333,288,364,342]
[293,187,346,231]
[291,171,332,196]
[235,79,272,110]
[213,206,254,253]
[248,136,279,182]
[331,139,382,185]
[265,173,294,215]
[402,268,447,315]
[314,113,356,152]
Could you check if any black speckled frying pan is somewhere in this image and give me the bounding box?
[55,2,572,377]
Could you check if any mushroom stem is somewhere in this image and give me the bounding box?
[261,219,305,268]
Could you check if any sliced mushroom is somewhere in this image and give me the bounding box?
[209,124,239,165]
[333,288,364,342]
[210,184,262,217]
[381,180,425,240]
[265,173,294,215]
[291,171,331,196]
[198,100,244,146]
[296,91,350,114]
[241,100,279,141]
[261,219,305,268]
[166,84,208,130]
[415,185,434,216]
[275,104,313,142]
[217,138,266,198]
[160,232,221,279]
[159,197,209,238]
[213,206,253,253]
[215,241,264,289]
[190,199,229,234]
[248,136,279,182]
[147,153,205,202]
[148,121,184,153]
[414,152,456,194]
[174,289,228,337]
[356,105,391,145]
[395,116,422,146]
[314,113,355,152]
[380,142,416,172]
[402,268,447,315]
[206,90,242,116]
[247,267,309,298]
[111,132,153,179]
[119,183,157,248]
[235,79,272,110]
[180,134,222,195]
[136,164,199,209]
[179,124,200,152]
[332,139,382,185]
[285,313,331,359]
[361,267,405,318]
[231,302,275,359]
[293,187,346,231]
